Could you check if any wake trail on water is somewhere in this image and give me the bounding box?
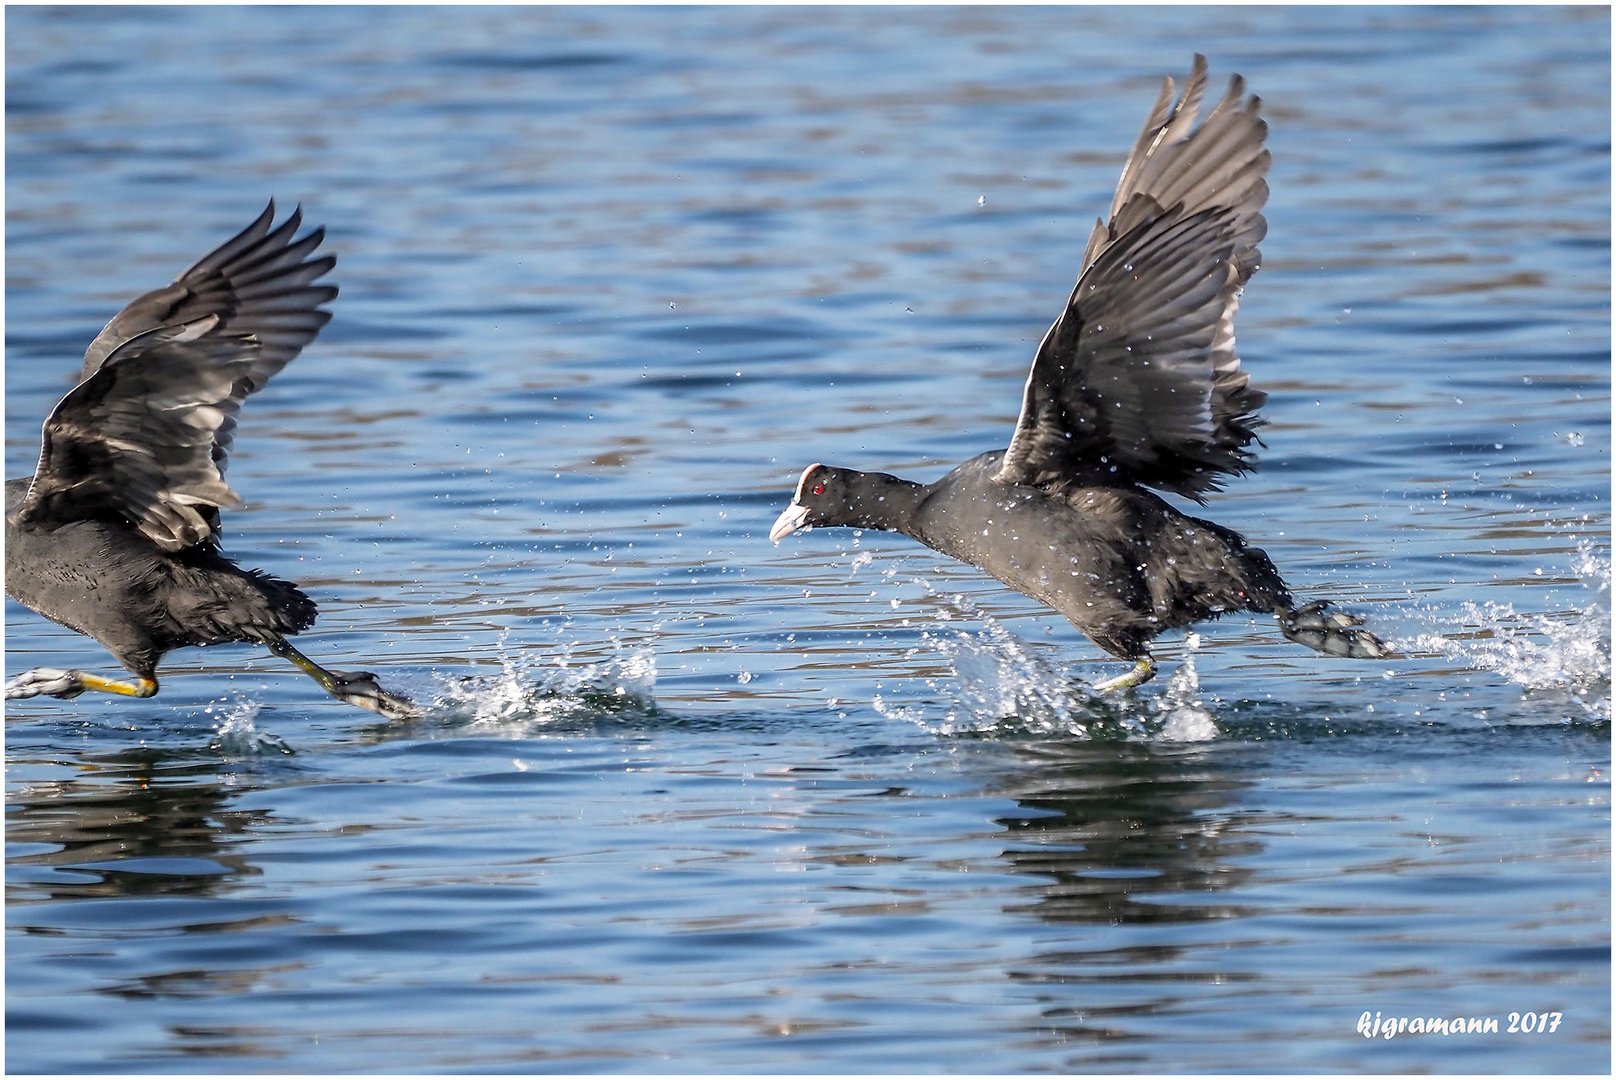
[1401,540,1610,722]
[192,633,662,748]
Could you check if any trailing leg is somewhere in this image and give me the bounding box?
[266,637,424,720]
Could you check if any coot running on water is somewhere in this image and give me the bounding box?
[771,56,1392,692]
[6,202,422,719]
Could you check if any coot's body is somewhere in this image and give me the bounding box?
[914,452,1290,659]
[5,203,420,719]
[771,57,1390,690]
[5,475,316,678]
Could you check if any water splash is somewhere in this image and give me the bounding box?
[1404,540,1611,721]
[429,633,660,732]
[923,611,1098,737]
[877,587,1218,742]
[207,699,295,756]
[1152,634,1219,742]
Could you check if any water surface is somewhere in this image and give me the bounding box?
[6,6,1609,1073]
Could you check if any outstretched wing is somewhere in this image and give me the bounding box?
[994,55,1270,502]
[80,200,337,393]
[17,204,337,550]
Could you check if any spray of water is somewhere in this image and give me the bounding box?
[873,584,1219,742]
[428,632,660,731]
[207,698,295,756]
[1151,634,1220,742]
[1402,540,1611,721]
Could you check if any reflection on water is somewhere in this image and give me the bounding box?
[4,3,1609,1074]
[991,743,1258,926]
[9,756,268,903]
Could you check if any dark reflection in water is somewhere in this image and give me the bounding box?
[991,744,1257,926]
[7,754,270,903]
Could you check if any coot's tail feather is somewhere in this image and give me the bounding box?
[248,569,319,637]
[1277,601,1393,659]
[172,560,319,645]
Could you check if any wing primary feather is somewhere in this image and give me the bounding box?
[997,58,1269,501]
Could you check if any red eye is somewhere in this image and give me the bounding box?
[811,483,825,496]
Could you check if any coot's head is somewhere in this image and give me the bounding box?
[769,463,865,541]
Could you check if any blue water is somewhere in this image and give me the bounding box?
[5,5,1610,1074]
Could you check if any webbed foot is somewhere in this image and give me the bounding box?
[1279,602,1396,659]
[6,667,85,700]
[326,668,427,721]
[6,668,158,701]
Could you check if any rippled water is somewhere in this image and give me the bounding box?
[5,6,1610,1074]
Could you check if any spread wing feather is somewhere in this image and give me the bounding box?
[997,55,1270,501]
[17,204,337,550]
[81,200,337,395]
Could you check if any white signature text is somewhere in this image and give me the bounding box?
[1357,1010,1564,1040]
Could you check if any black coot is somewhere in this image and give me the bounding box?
[6,202,421,719]
[771,57,1391,691]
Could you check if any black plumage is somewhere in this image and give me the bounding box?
[771,57,1391,691]
[6,202,421,718]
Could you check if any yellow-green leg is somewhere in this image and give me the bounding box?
[1092,656,1157,693]
[266,637,424,720]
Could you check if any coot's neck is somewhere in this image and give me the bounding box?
[837,471,928,535]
